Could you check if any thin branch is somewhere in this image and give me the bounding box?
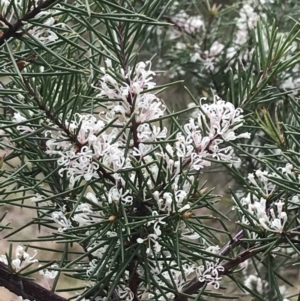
[0,0,59,46]
[0,262,67,301]
[176,245,261,300]
[175,225,300,301]
[173,229,244,301]
[23,77,78,145]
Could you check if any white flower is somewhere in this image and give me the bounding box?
[0,254,8,265]
[26,10,65,44]
[147,211,166,237]
[191,52,201,62]
[169,11,204,36]
[178,204,191,213]
[206,245,220,254]
[87,243,109,259]
[51,211,71,232]
[196,261,224,289]
[247,169,276,197]
[180,222,200,240]
[278,163,294,175]
[107,186,133,206]
[117,286,134,301]
[137,124,167,142]
[160,192,173,214]
[244,275,264,294]
[31,194,46,203]
[136,238,144,244]
[132,143,152,159]
[179,96,250,170]
[13,112,34,133]
[39,264,59,279]
[12,246,38,272]
[238,171,288,233]
[72,202,103,227]
[145,234,162,254]
[86,192,99,204]
[175,133,194,158]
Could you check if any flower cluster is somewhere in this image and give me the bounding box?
[39,264,59,279]
[45,113,124,186]
[136,257,196,300]
[47,188,216,300]
[236,164,296,233]
[158,1,270,80]
[191,41,225,71]
[243,274,289,301]
[181,96,250,170]
[241,195,287,232]
[0,245,38,272]
[196,261,224,289]
[94,60,165,123]
[10,61,250,300]
[234,4,260,46]
[170,10,204,36]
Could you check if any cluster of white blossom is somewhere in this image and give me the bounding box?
[0,245,38,272]
[155,0,300,100]
[183,96,250,170]
[94,60,165,123]
[234,4,260,46]
[237,3,299,94]
[196,261,224,289]
[161,1,269,79]
[45,188,224,299]
[69,193,197,299]
[172,10,204,36]
[42,192,105,232]
[223,1,269,65]
[136,255,196,300]
[165,39,226,78]
[136,210,171,258]
[241,255,290,299]
[190,41,225,71]
[236,164,296,233]
[27,10,64,44]
[39,263,59,279]
[13,111,35,133]
[45,113,124,187]
[241,194,287,232]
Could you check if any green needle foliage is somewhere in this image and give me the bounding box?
[0,1,300,301]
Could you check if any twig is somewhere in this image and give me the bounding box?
[0,262,67,301]
[0,0,59,46]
